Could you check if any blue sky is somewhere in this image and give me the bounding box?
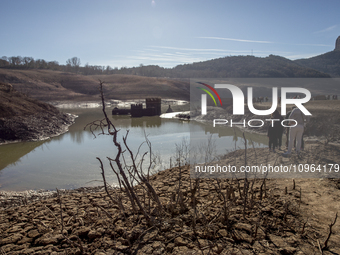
[1,0,339,68]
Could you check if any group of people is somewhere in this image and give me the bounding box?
[253,97,269,103]
[326,95,338,100]
[267,107,309,155]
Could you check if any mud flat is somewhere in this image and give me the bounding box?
[1,143,340,254]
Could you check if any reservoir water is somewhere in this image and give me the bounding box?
[0,107,268,191]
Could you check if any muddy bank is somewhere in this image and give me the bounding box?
[0,111,76,145]
[0,83,76,144]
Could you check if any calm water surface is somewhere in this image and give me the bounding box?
[0,107,268,191]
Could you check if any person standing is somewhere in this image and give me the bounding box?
[285,107,295,148]
[275,110,284,150]
[283,107,309,155]
[267,109,282,152]
[267,120,277,152]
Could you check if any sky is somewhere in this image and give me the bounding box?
[1,0,340,68]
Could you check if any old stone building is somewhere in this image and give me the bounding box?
[335,36,340,51]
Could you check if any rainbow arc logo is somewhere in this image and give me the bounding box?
[196,82,222,107]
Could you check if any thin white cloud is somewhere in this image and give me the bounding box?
[198,36,273,44]
[280,42,332,47]
[122,46,301,68]
[150,46,230,52]
[128,53,201,63]
[122,39,330,68]
[199,36,331,47]
[145,48,160,52]
[296,43,332,47]
[148,46,292,57]
[314,25,337,33]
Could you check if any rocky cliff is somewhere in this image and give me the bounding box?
[335,35,340,51]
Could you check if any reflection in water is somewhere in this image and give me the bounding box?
[0,107,268,191]
[203,124,267,148]
[131,117,162,128]
[0,140,46,171]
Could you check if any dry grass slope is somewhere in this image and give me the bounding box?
[0,69,189,101]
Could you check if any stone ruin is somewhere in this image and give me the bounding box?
[131,98,161,117]
[112,98,162,117]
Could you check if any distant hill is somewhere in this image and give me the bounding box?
[171,55,331,78]
[0,54,333,102]
[102,54,330,78]
[294,50,340,77]
[0,69,190,101]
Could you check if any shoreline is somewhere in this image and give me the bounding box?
[1,139,337,195]
[0,98,189,145]
[50,98,189,109]
[1,151,340,253]
[1,99,339,193]
[0,186,107,209]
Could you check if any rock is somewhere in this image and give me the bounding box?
[173,246,189,254]
[20,248,36,255]
[68,248,82,255]
[35,233,59,245]
[27,229,41,238]
[159,186,169,192]
[23,225,35,233]
[218,229,228,237]
[234,223,252,233]
[15,243,30,251]
[166,243,175,252]
[143,229,158,241]
[269,234,288,247]
[279,247,297,255]
[1,244,17,253]
[232,249,254,255]
[197,238,209,248]
[8,224,24,233]
[269,234,296,254]
[232,230,253,243]
[88,229,102,240]
[0,233,23,245]
[174,236,187,246]
[137,244,153,254]
[116,242,129,251]
[261,206,274,214]
[17,237,33,245]
[73,226,91,237]
[152,241,165,255]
